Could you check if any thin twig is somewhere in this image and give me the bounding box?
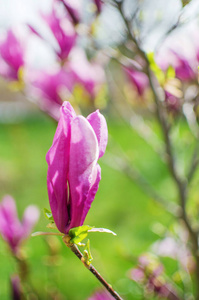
[62,236,123,300]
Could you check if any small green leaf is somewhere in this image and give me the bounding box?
[83,239,93,265]
[88,227,117,236]
[147,52,165,85]
[166,66,175,79]
[69,225,94,244]
[44,208,54,222]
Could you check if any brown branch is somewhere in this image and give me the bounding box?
[62,236,123,300]
[114,2,199,298]
[115,0,196,238]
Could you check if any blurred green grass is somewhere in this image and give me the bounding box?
[0,112,174,299]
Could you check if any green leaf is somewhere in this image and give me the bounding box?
[166,65,175,79]
[147,52,165,85]
[43,208,54,222]
[83,239,93,265]
[69,225,117,245]
[88,227,117,236]
[69,225,94,244]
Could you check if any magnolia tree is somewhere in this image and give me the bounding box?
[1,0,199,299]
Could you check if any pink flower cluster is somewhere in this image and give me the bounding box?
[123,24,199,113]
[0,0,105,119]
[130,254,179,299]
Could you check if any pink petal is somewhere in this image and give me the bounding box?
[69,48,105,97]
[124,67,149,96]
[0,30,24,72]
[42,8,76,60]
[87,110,108,158]
[46,102,76,233]
[0,196,22,252]
[80,164,101,225]
[68,116,99,230]
[31,69,75,105]
[22,205,40,239]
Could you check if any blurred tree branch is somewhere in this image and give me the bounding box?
[111,2,199,298]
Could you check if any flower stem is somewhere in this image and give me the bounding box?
[62,236,123,300]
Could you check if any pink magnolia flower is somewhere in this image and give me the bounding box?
[42,5,76,61]
[0,196,40,254]
[46,101,108,234]
[88,289,114,300]
[30,68,74,105]
[171,51,195,81]
[124,67,149,96]
[29,68,75,120]
[130,254,179,299]
[156,47,196,82]
[0,30,25,81]
[29,4,76,62]
[69,48,105,98]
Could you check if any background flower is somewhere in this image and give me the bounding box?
[0,196,40,255]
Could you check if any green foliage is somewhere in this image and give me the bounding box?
[69,225,94,244]
[69,225,117,245]
[166,65,175,79]
[83,240,93,265]
[147,52,165,85]
[43,208,54,222]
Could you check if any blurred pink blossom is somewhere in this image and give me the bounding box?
[30,68,74,105]
[130,254,179,299]
[0,30,25,81]
[42,5,76,61]
[165,91,181,113]
[171,51,195,81]
[29,4,76,62]
[28,67,75,120]
[156,27,198,82]
[69,48,105,98]
[151,236,195,272]
[0,196,40,255]
[124,67,149,96]
[88,289,114,300]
